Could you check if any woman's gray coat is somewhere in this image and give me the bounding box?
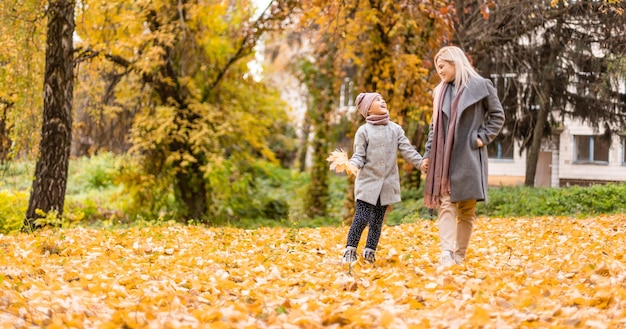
[424,76,505,203]
[350,121,423,206]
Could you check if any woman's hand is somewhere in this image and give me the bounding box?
[420,159,429,172]
[476,138,484,148]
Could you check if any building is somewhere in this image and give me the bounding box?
[488,115,626,187]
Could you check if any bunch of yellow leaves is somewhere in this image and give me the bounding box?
[327,148,358,176]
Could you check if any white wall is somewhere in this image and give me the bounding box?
[487,116,626,186]
[488,144,526,186]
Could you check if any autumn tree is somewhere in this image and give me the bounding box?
[298,43,339,218]
[452,0,626,186]
[71,65,134,156]
[0,101,13,163]
[24,0,76,229]
[291,0,451,221]
[337,0,452,194]
[0,0,46,162]
[74,0,300,222]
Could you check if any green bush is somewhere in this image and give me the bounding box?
[2,153,626,234]
[0,161,35,191]
[0,154,127,234]
[0,190,28,234]
[262,199,289,220]
[67,152,119,193]
[480,183,626,217]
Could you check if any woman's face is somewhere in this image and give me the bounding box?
[368,96,388,115]
[436,58,456,83]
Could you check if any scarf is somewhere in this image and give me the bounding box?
[366,113,389,125]
[424,82,464,208]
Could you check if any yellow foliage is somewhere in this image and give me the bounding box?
[297,0,452,131]
[1,216,626,327]
[0,0,46,157]
[469,305,491,326]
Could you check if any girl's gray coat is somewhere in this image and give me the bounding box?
[424,76,505,203]
[350,121,423,206]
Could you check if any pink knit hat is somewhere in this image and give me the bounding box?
[355,92,381,118]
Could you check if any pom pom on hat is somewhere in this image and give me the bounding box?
[355,92,381,118]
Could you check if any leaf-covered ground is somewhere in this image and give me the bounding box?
[2,215,626,328]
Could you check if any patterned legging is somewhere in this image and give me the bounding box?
[345,199,388,250]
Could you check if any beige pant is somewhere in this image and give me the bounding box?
[438,195,476,261]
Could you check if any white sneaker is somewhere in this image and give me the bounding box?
[363,248,376,264]
[440,250,455,268]
[342,246,357,264]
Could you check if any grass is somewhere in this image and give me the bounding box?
[2,154,626,235]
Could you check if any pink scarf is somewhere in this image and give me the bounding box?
[366,113,389,125]
[424,83,464,208]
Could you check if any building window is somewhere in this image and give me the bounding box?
[574,135,609,164]
[488,134,514,160]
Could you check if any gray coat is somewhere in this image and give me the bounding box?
[350,121,423,206]
[424,76,505,203]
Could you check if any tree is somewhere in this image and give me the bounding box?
[24,0,75,229]
[298,44,338,218]
[292,0,451,221]
[0,0,47,162]
[0,101,13,162]
[339,0,452,192]
[71,63,134,156]
[74,0,300,222]
[452,0,626,186]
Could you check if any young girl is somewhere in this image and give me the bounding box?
[341,92,423,264]
[421,46,505,268]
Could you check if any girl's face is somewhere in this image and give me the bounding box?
[436,58,456,83]
[368,96,388,115]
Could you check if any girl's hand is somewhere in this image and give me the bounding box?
[420,159,429,172]
[347,162,359,176]
[476,138,484,147]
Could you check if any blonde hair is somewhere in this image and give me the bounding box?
[434,46,480,89]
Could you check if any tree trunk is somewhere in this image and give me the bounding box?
[25,0,75,230]
[306,110,330,218]
[343,119,360,225]
[0,102,13,162]
[405,115,428,190]
[297,116,311,173]
[524,96,549,187]
[175,164,208,223]
[525,6,563,187]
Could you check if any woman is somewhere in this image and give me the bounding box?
[421,46,505,268]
